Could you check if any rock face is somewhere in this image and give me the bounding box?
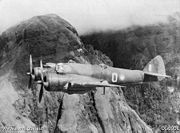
[0,14,152,133]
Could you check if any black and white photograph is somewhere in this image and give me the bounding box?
[0,0,180,132]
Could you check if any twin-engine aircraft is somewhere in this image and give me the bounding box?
[27,55,170,102]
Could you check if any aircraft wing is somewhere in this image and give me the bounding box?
[69,81,123,88]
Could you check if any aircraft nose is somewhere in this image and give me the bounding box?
[33,68,38,76]
[33,67,42,80]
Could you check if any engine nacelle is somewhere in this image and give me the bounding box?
[43,73,94,94]
[44,73,68,91]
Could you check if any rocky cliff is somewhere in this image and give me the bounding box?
[0,14,152,133]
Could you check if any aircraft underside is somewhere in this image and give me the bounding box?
[47,85,95,94]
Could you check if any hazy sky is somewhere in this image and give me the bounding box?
[0,0,180,34]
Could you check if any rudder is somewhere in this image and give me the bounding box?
[143,55,166,81]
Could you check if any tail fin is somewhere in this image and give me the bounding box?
[143,55,169,81]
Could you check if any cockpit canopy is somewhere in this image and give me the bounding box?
[99,63,108,69]
[55,63,72,74]
[44,63,56,68]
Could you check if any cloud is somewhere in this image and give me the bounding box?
[0,0,180,34]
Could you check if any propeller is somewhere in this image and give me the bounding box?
[27,55,48,103]
[27,55,35,89]
[38,59,44,103]
[36,59,50,102]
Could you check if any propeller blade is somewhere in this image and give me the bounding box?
[38,60,44,103]
[40,59,43,69]
[30,54,33,74]
[28,77,32,89]
[40,59,44,82]
[39,84,44,103]
[27,54,33,89]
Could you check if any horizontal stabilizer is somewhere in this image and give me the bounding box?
[144,72,171,82]
[144,72,171,78]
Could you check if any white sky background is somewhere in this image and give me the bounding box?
[0,0,180,34]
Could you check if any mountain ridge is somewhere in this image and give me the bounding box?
[0,14,152,133]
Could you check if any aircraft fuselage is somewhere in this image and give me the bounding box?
[42,63,145,93]
[55,63,144,84]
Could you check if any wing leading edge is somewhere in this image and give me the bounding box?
[69,80,123,88]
